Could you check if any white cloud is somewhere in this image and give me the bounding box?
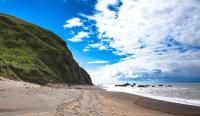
[88,60,109,64]
[82,48,90,52]
[63,17,83,28]
[90,0,200,54]
[68,31,89,42]
[90,49,200,84]
[86,0,200,84]
[82,43,109,52]
[88,43,101,48]
[86,43,108,51]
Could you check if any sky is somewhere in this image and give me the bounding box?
[0,0,200,84]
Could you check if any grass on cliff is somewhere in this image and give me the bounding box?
[0,14,70,84]
[0,13,92,85]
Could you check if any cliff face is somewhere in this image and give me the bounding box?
[0,13,93,85]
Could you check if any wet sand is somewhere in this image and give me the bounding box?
[0,77,200,116]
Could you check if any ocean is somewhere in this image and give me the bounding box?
[103,83,200,107]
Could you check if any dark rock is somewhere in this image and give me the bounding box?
[137,85,149,87]
[124,83,130,86]
[131,83,136,87]
[137,85,145,87]
[115,83,130,87]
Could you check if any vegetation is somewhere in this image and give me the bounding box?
[0,13,92,85]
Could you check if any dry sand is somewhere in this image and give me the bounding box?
[0,77,200,116]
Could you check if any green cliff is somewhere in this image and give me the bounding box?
[0,13,93,85]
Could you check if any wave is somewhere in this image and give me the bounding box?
[104,84,200,107]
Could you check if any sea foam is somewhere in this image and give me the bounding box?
[104,84,200,107]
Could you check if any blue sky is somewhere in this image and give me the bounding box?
[1,0,200,84]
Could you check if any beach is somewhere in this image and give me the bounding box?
[105,84,200,107]
[0,77,200,116]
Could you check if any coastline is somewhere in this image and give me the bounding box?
[0,78,200,116]
[104,84,200,107]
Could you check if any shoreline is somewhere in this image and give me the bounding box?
[0,78,200,116]
[99,90,200,116]
[135,94,200,115]
[104,84,200,107]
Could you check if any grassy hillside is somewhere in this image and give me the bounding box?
[0,13,92,85]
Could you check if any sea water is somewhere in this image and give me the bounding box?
[103,83,200,107]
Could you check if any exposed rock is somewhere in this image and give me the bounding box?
[131,83,136,87]
[158,85,164,87]
[115,83,130,87]
[137,85,150,87]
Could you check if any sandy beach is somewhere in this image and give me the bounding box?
[0,77,200,116]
